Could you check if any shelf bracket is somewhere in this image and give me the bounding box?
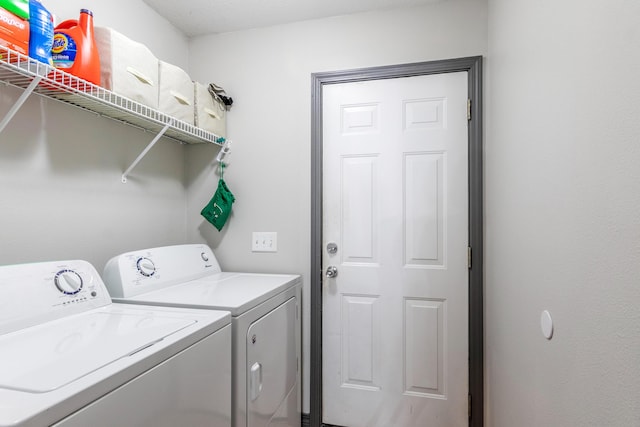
[0,76,42,135]
[121,120,173,183]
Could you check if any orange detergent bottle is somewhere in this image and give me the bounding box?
[51,9,100,85]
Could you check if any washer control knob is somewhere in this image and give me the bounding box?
[137,257,156,277]
[201,252,209,262]
[55,270,83,295]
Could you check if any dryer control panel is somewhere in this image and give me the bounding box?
[0,260,111,335]
[103,244,222,298]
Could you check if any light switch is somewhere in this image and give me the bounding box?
[252,232,278,252]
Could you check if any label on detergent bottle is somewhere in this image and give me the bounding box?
[51,32,76,68]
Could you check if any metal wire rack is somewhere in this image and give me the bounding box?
[0,46,224,181]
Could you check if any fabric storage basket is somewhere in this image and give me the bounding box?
[93,26,159,109]
[158,60,194,125]
[194,82,226,138]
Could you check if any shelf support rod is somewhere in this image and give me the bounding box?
[121,120,173,183]
[0,76,42,135]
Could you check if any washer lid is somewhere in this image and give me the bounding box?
[123,272,301,316]
[0,311,194,393]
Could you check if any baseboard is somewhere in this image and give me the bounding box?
[302,412,344,427]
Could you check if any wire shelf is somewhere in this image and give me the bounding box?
[0,46,223,145]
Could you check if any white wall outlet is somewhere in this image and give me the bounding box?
[252,232,278,252]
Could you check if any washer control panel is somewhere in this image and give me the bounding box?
[47,262,106,307]
[0,260,111,335]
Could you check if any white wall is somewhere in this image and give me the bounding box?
[0,0,189,269]
[186,0,488,414]
[7,0,635,425]
[486,0,640,425]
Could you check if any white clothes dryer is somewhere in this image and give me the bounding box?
[0,259,231,427]
[103,244,302,427]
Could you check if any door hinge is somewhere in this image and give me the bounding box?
[468,394,472,418]
[467,247,472,269]
[467,99,472,121]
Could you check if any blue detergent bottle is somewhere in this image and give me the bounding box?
[28,0,53,65]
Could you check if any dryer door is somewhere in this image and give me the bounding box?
[246,297,297,427]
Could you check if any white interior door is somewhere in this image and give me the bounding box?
[322,72,469,427]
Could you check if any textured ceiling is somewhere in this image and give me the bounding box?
[143,0,446,36]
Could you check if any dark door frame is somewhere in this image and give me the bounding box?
[310,56,483,427]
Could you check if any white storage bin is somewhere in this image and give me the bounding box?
[94,27,159,109]
[158,61,194,125]
[194,82,226,138]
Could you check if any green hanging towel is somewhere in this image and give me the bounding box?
[201,176,235,231]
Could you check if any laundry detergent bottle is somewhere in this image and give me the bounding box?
[28,0,53,65]
[51,8,100,85]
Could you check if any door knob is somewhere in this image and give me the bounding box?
[326,266,338,278]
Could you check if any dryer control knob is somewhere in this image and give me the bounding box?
[137,257,156,277]
[54,270,83,295]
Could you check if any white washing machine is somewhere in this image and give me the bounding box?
[0,259,232,427]
[103,244,302,427]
